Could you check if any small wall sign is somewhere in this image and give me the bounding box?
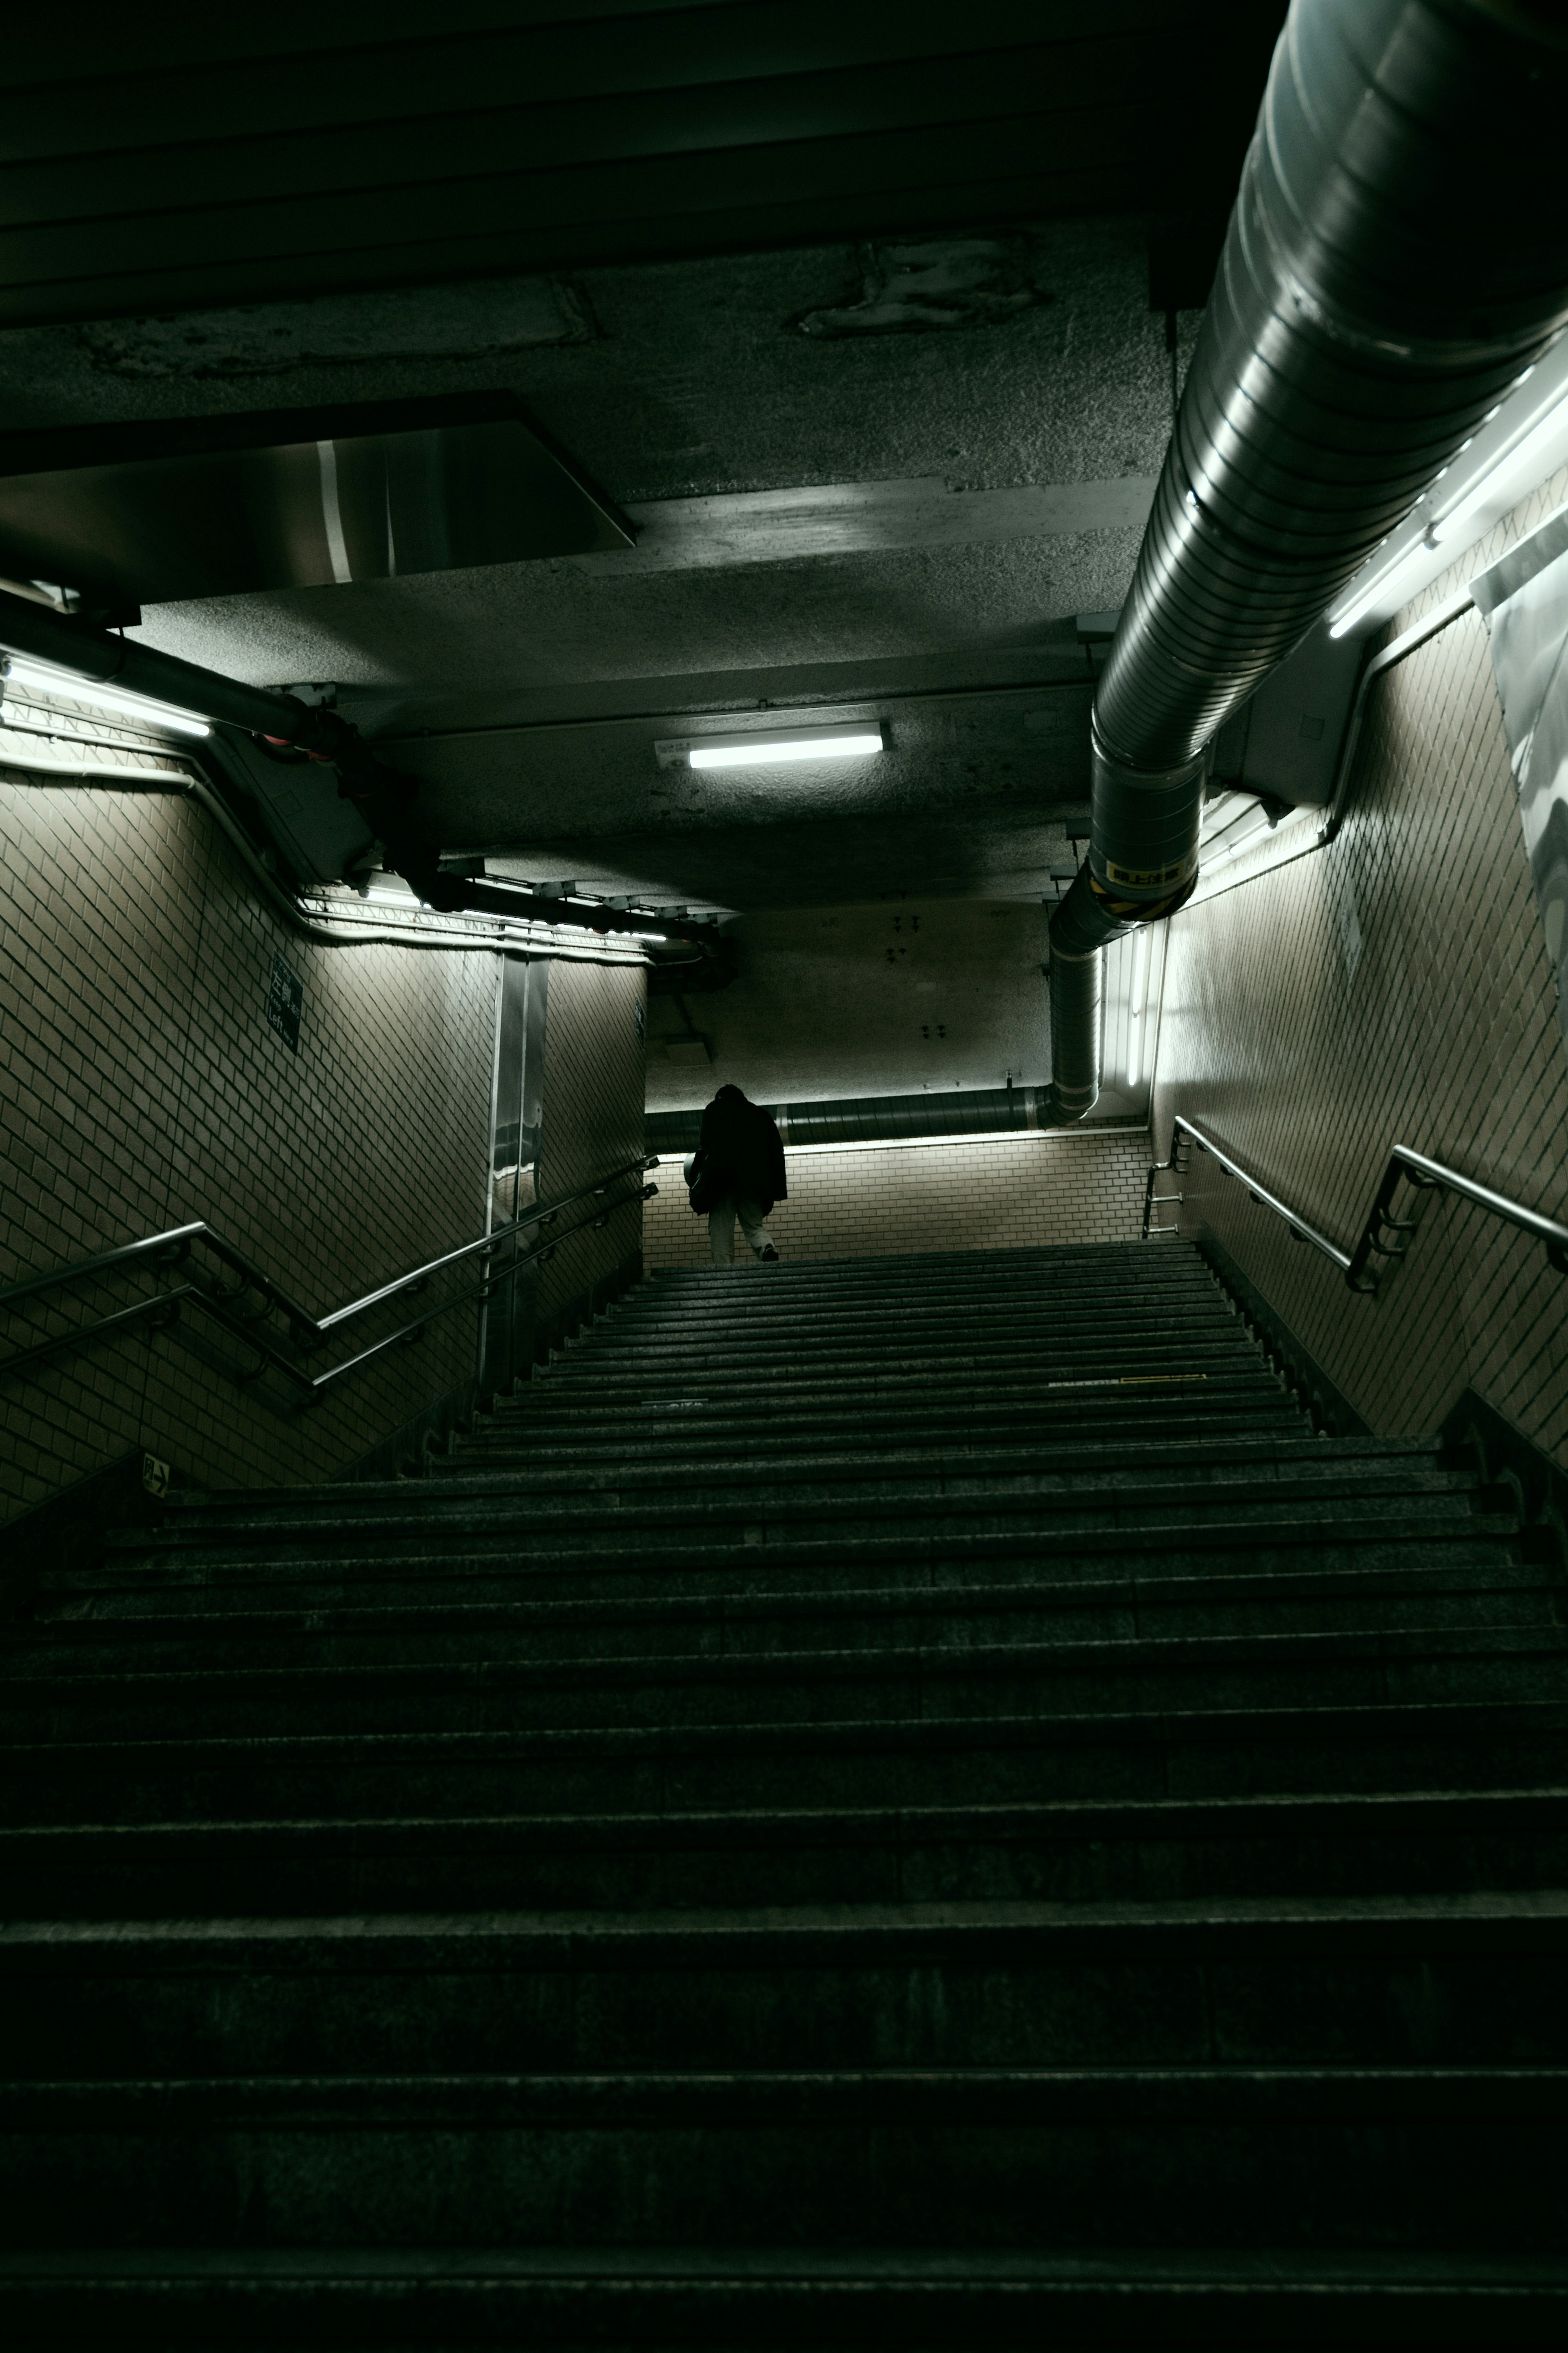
[266,952,303,1053]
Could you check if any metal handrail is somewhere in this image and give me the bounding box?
[0,1155,659,1395]
[1146,1115,1568,1296]
[1346,1142,1568,1292]
[1145,1117,1351,1268]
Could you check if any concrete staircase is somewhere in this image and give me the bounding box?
[1,1239,1565,2343]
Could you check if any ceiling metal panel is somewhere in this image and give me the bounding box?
[0,395,632,607]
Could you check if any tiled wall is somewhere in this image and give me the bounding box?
[643,1127,1149,1269]
[1152,467,1568,1465]
[1,776,644,1522]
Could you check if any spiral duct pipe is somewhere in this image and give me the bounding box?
[1048,0,1568,1118]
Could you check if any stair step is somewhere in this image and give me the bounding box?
[4,1622,1564,1744]
[2,1785,1563,1920]
[0,2067,1562,2252]
[13,1555,1554,1673]
[458,1392,1305,1466]
[7,1699,1566,1827]
[68,1514,1523,1627]
[94,1447,1492,1561]
[527,1362,1274,1407]
[4,1887,1566,2074]
[0,2242,1562,2349]
[540,1330,1261,1372]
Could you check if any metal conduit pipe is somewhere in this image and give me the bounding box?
[1048,0,1568,1119]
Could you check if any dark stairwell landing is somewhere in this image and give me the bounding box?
[0,1240,1565,2343]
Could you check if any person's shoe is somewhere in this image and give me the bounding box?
[759,1245,780,1262]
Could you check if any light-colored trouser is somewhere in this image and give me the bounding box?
[708,1193,775,1265]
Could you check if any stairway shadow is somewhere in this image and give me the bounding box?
[3,1241,1566,2344]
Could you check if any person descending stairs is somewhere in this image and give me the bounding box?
[0,1240,1564,2343]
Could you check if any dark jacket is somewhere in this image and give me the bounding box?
[695,1086,787,1212]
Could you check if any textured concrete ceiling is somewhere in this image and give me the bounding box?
[0,11,1276,1117]
[414,678,1095,912]
[0,217,1203,912]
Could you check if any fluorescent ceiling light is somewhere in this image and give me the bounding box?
[2,654,211,736]
[1329,333,1568,639]
[688,727,882,769]
[1200,798,1278,864]
[1125,927,1150,1089]
[1432,402,1568,545]
[633,930,667,941]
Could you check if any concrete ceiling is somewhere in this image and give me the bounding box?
[412,678,1096,910]
[0,11,1285,940]
[0,220,1206,912]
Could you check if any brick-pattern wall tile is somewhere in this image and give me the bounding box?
[643,1130,1149,1268]
[1152,478,1568,1465]
[1,783,644,1522]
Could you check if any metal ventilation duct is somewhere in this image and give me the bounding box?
[1049,0,1568,1119]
